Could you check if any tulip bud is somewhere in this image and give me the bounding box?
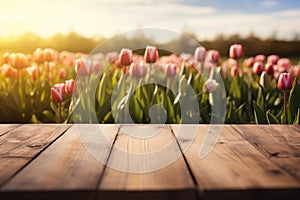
[58,68,67,79]
[265,63,274,75]
[255,54,265,63]
[207,50,220,65]
[244,57,255,68]
[51,83,66,103]
[144,46,158,64]
[1,64,18,78]
[231,66,238,77]
[194,46,206,62]
[229,44,243,59]
[65,79,76,94]
[43,48,56,62]
[278,72,293,91]
[165,63,177,77]
[259,71,268,91]
[119,48,133,66]
[253,62,264,75]
[205,78,219,93]
[267,55,279,65]
[129,62,147,77]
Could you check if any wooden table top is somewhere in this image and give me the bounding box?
[0,124,299,200]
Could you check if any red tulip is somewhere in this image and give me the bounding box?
[118,48,133,66]
[207,50,220,65]
[26,66,42,80]
[129,62,146,77]
[194,46,206,62]
[65,79,76,94]
[255,54,265,63]
[229,44,243,59]
[51,83,66,103]
[244,57,255,68]
[75,58,92,75]
[144,46,158,64]
[165,63,177,77]
[265,63,274,75]
[267,55,279,65]
[252,62,264,75]
[278,72,293,91]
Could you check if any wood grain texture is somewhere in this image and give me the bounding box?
[98,124,196,200]
[174,125,300,200]
[1,124,119,200]
[232,125,300,181]
[0,124,69,187]
[0,124,20,137]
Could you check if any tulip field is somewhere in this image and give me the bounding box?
[0,45,299,124]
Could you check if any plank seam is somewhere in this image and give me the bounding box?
[0,124,71,189]
[231,125,300,183]
[170,125,202,200]
[0,124,23,137]
[94,125,121,200]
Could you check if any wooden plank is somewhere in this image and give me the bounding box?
[232,125,300,181]
[173,125,300,200]
[0,124,19,137]
[98,124,196,200]
[0,124,69,187]
[1,124,118,200]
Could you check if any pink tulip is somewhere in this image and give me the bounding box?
[58,68,67,79]
[75,58,92,75]
[205,78,219,93]
[129,62,147,77]
[65,79,76,94]
[277,58,291,72]
[244,57,255,68]
[252,62,264,75]
[267,55,279,65]
[51,83,66,103]
[194,46,206,62]
[231,66,238,77]
[165,63,177,77]
[119,48,133,66]
[255,54,265,63]
[278,72,293,91]
[229,44,243,59]
[144,46,158,64]
[264,63,274,75]
[207,50,220,65]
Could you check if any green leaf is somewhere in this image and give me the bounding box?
[293,108,300,125]
[266,110,280,124]
[288,78,300,117]
[253,100,268,124]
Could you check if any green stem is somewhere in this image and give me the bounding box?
[284,91,287,124]
[59,102,62,123]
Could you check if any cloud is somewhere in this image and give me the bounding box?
[261,0,278,7]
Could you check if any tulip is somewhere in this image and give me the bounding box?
[144,46,158,63]
[33,48,44,63]
[277,58,291,72]
[58,68,67,79]
[106,51,118,64]
[194,46,206,62]
[278,72,293,124]
[43,48,56,62]
[165,63,177,77]
[231,66,238,77]
[255,54,265,63]
[118,48,133,66]
[229,44,243,59]
[244,57,255,68]
[129,62,147,78]
[75,58,92,75]
[207,50,220,65]
[252,62,264,75]
[51,83,66,103]
[264,63,274,75]
[2,52,10,64]
[1,64,18,78]
[278,72,293,91]
[259,71,268,91]
[267,55,279,65]
[65,79,76,94]
[26,66,42,80]
[9,53,29,70]
[205,78,219,93]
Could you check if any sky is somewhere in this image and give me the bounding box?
[1,0,300,41]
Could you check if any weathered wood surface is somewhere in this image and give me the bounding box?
[0,124,299,200]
